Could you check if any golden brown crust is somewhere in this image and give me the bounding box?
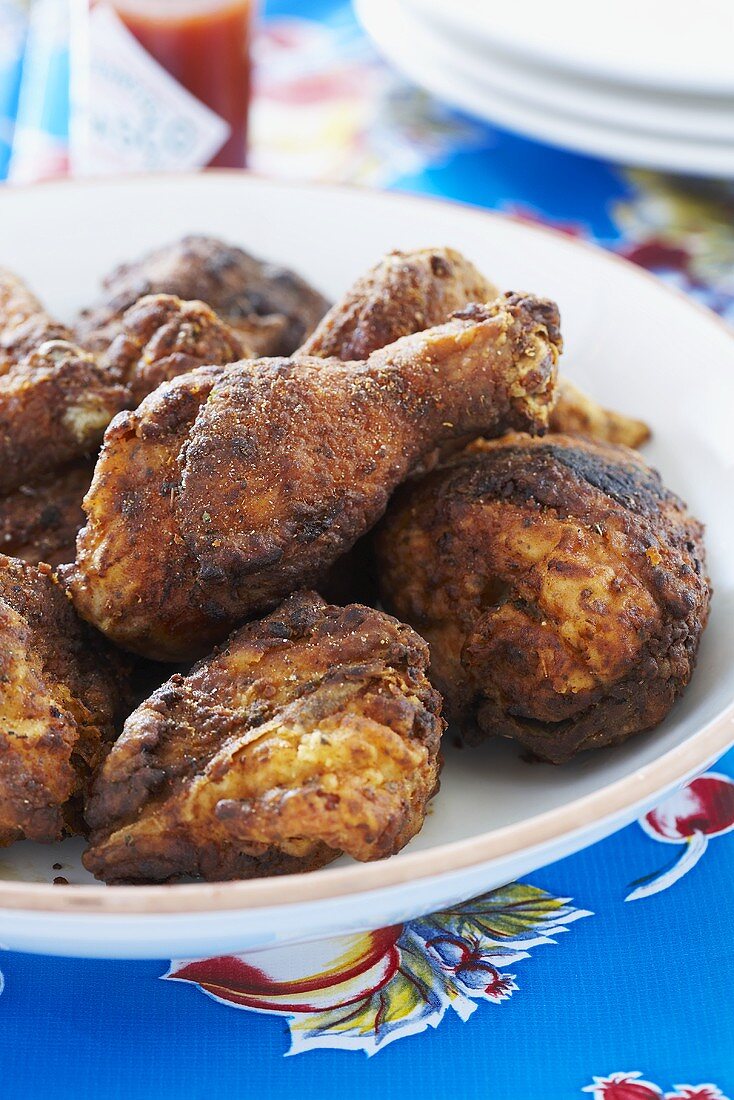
[300,247,649,451]
[102,293,250,406]
[0,458,95,566]
[75,235,329,357]
[68,366,229,662]
[0,270,251,497]
[0,267,70,373]
[84,592,444,883]
[375,432,709,763]
[0,269,129,493]
[0,339,128,495]
[70,294,561,660]
[551,378,651,448]
[301,247,498,360]
[0,553,126,845]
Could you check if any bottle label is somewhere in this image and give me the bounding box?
[72,5,231,174]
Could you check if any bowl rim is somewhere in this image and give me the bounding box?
[1,170,732,915]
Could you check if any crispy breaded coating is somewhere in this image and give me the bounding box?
[70,293,561,660]
[84,592,444,883]
[0,338,128,496]
[0,458,95,566]
[65,366,229,662]
[301,247,498,360]
[0,274,249,496]
[0,553,125,845]
[375,433,709,763]
[102,292,249,406]
[0,269,127,494]
[75,235,329,357]
[550,378,651,448]
[303,247,500,596]
[302,247,650,449]
[0,267,70,373]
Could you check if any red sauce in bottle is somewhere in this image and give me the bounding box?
[112,0,254,167]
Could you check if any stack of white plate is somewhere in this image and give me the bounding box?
[355,0,734,177]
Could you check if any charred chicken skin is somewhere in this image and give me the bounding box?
[375,433,709,763]
[75,235,329,358]
[0,553,125,845]
[84,592,444,884]
[69,293,561,661]
[303,247,650,449]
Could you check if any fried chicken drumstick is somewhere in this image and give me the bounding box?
[84,592,444,884]
[69,292,561,661]
[303,247,649,449]
[375,433,709,763]
[75,235,329,358]
[0,553,125,845]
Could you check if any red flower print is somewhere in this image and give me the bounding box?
[619,239,692,277]
[583,1071,662,1099]
[666,1088,730,1100]
[627,773,734,901]
[584,1076,730,1100]
[164,883,590,1055]
[166,926,402,1013]
[644,775,734,843]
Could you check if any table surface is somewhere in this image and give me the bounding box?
[1,1,734,1096]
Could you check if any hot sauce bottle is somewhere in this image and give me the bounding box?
[71,0,255,174]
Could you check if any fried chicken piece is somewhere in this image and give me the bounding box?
[102,292,249,405]
[375,433,709,763]
[301,247,498,360]
[0,267,70,372]
[0,338,128,496]
[75,235,329,358]
[84,592,444,883]
[64,365,229,662]
[0,553,126,845]
[303,246,498,596]
[0,458,95,566]
[550,377,651,448]
[69,292,561,660]
[0,269,127,493]
[0,277,249,496]
[303,247,650,449]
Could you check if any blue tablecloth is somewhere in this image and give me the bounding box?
[1,2,733,1096]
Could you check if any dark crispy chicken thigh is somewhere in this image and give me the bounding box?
[375,433,709,763]
[84,592,444,884]
[69,293,561,660]
[0,554,125,845]
[75,235,329,357]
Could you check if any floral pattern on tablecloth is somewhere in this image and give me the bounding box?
[165,882,591,1055]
